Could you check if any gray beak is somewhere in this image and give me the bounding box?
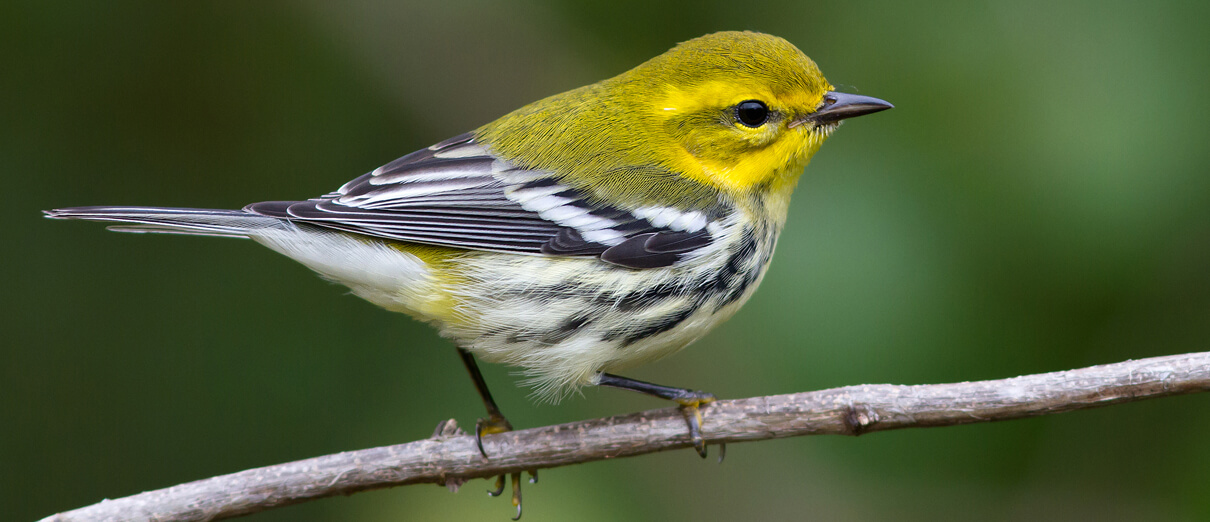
[805,92,893,124]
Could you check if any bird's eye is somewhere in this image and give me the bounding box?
[735,100,770,127]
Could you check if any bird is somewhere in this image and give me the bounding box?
[45,31,891,518]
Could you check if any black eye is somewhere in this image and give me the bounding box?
[735,100,769,127]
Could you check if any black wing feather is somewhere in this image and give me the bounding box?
[245,133,718,268]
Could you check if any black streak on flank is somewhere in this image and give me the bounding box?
[697,227,759,309]
[605,283,685,311]
[619,306,697,347]
[538,314,594,345]
[720,244,766,309]
[559,314,593,334]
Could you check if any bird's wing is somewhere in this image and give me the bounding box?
[245,133,717,269]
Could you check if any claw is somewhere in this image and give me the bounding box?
[488,474,505,497]
[457,348,536,517]
[472,413,538,518]
[510,472,523,520]
[674,393,716,459]
[687,406,707,458]
[475,414,514,460]
[474,420,489,459]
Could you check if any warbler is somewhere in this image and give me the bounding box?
[46,31,890,517]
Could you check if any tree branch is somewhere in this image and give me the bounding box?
[41,351,1210,522]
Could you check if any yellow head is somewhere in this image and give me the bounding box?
[478,31,890,211]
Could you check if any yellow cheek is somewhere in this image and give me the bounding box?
[665,127,824,194]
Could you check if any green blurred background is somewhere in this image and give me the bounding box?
[6,1,1210,520]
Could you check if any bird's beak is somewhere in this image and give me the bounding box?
[797,92,893,126]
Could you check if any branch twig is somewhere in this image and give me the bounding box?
[41,351,1210,522]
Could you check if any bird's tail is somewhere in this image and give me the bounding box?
[43,206,290,238]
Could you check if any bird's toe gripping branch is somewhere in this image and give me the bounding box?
[596,373,725,460]
[673,391,724,460]
[473,414,540,520]
[474,413,514,459]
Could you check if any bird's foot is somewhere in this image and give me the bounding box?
[595,373,726,462]
[487,471,538,520]
[475,413,538,519]
[672,391,724,461]
[474,413,514,459]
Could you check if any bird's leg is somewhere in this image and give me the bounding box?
[596,373,723,460]
[456,348,513,456]
[455,348,534,519]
